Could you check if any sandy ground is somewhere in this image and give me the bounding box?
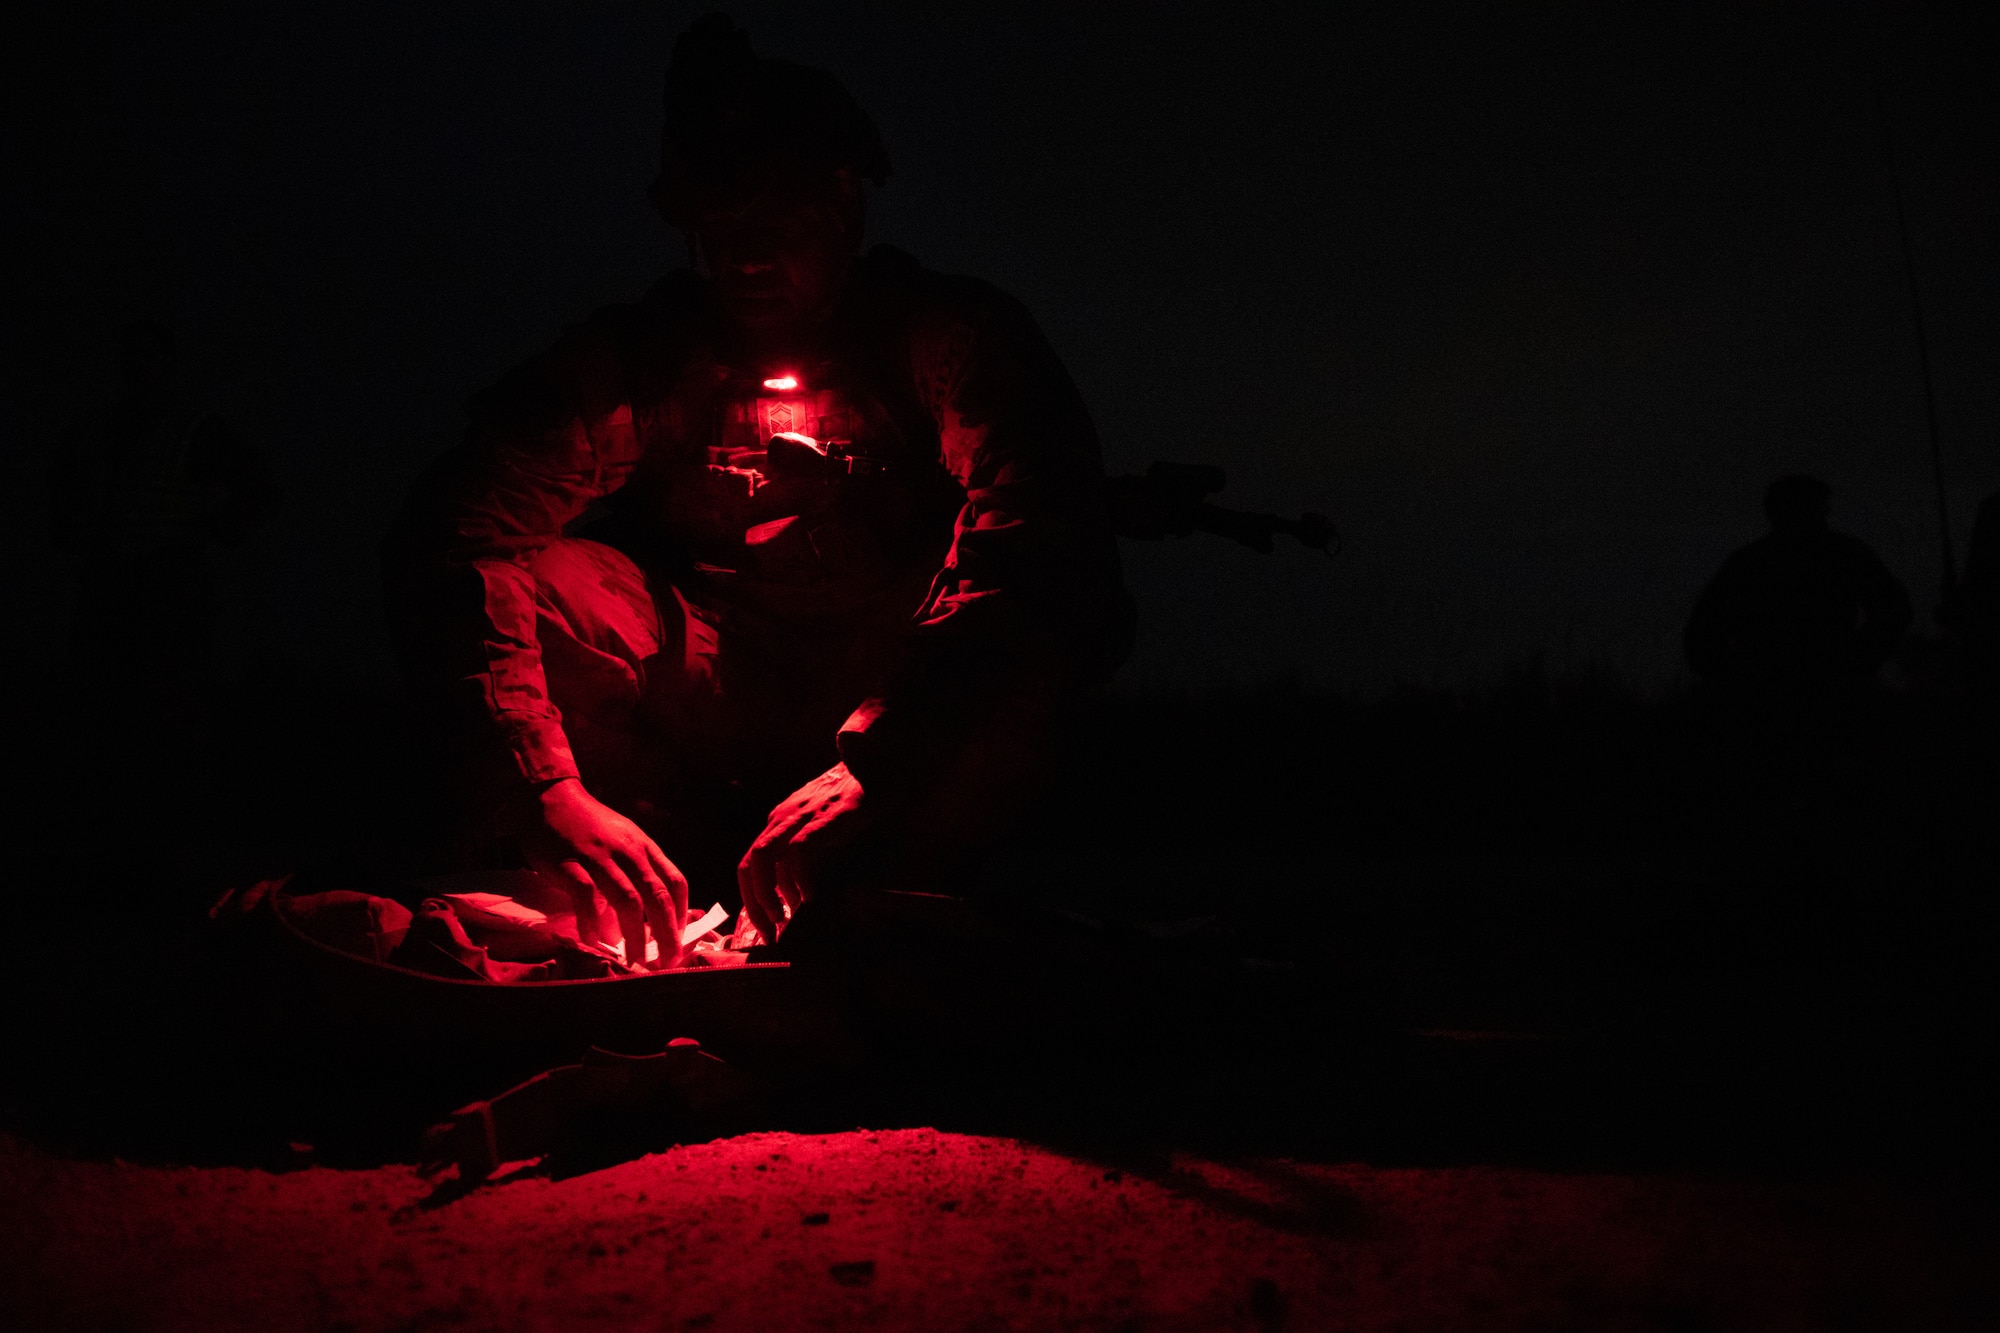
[3,1127,1988,1332]
[6,688,1992,1330]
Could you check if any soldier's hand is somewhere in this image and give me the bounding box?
[738,761,871,942]
[526,778,688,968]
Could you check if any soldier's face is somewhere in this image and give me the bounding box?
[693,174,860,333]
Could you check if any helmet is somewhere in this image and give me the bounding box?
[651,14,891,228]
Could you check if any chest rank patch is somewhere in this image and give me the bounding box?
[707,373,884,495]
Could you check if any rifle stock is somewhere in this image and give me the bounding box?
[1106,463,1337,557]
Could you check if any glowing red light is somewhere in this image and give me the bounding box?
[762,375,800,392]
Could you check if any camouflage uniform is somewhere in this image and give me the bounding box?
[387,246,1130,868]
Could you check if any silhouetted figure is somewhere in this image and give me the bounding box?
[1685,475,1910,701]
[50,320,279,689]
[1940,492,2000,694]
[385,17,1129,961]
[46,321,280,911]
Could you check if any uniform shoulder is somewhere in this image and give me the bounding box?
[1825,529,1901,576]
[469,272,706,427]
[566,268,706,351]
[857,248,1086,434]
[1711,534,1778,579]
[858,245,1036,330]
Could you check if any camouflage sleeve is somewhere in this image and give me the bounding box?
[384,313,648,792]
[836,276,1131,789]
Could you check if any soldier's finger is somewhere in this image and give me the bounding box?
[754,843,793,936]
[737,845,782,943]
[593,861,650,968]
[620,849,680,968]
[776,852,816,912]
[645,843,690,921]
[789,848,820,910]
[550,861,602,947]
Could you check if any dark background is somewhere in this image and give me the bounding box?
[7,0,1995,697]
[3,7,1997,1241]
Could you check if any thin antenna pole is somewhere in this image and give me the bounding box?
[1872,81,1958,602]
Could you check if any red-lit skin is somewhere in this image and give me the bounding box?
[737,760,868,944]
[525,781,687,961]
[527,164,874,952]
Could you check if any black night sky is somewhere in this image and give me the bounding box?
[8,9,2000,1322]
[8,1,1996,694]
